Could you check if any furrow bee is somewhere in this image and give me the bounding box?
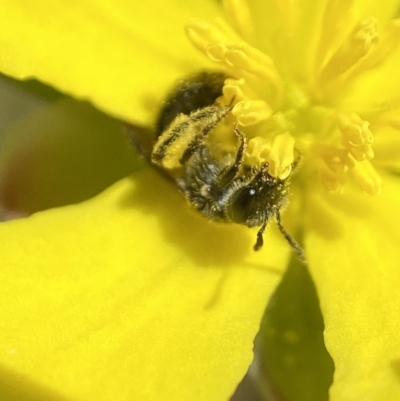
[128,71,305,262]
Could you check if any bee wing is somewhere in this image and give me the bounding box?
[124,123,154,163]
[124,122,183,189]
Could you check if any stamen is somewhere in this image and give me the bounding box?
[319,17,379,83]
[318,144,354,174]
[316,145,355,192]
[185,19,213,54]
[345,19,400,82]
[232,100,272,126]
[337,111,374,161]
[221,78,246,104]
[184,7,388,199]
[317,158,346,193]
[206,43,229,63]
[186,18,284,106]
[351,158,382,195]
[220,77,258,105]
[245,136,271,165]
[224,42,279,82]
[185,17,240,54]
[222,0,254,39]
[224,43,284,106]
[266,133,295,179]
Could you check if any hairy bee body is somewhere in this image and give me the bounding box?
[176,145,289,227]
[155,71,227,137]
[131,71,305,261]
[177,145,239,222]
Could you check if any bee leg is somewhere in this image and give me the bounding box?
[179,136,203,165]
[153,107,219,164]
[275,212,307,263]
[179,105,232,165]
[254,221,267,251]
[217,124,247,187]
[291,148,302,172]
[232,124,247,173]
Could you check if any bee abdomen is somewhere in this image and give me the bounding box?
[155,71,227,137]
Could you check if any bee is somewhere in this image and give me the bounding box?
[130,71,305,262]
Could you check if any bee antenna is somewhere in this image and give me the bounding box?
[275,212,307,264]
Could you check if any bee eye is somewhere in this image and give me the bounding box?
[230,187,257,223]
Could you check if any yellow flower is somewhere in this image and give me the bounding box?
[182,2,400,399]
[1,1,400,401]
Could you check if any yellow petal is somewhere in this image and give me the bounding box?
[0,169,290,401]
[305,173,400,401]
[373,126,400,171]
[0,0,222,125]
[356,0,400,26]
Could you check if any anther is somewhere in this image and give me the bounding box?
[267,133,295,179]
[319,17,379,83]
[221,77,258,105]
[245,136,271,166]
[345,19,400,82]
[232,100,272,126]
[317,158,346,193]
[337,111,374,161]
[351,159,382,195]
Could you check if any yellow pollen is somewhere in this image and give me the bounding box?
[220,77,257,104]
[351,158,382,195]
[221,78,245,104]
[245,136,271,165]
[337,111,374,161]
[266,133,295,180]
[245,134,296,180]
[232,100,272,126]
[319,17,379,83]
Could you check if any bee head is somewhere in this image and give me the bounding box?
[228,166,289,228]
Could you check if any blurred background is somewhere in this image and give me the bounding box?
[0,73,139,220]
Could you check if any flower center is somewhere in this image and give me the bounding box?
[185,1,400,195]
